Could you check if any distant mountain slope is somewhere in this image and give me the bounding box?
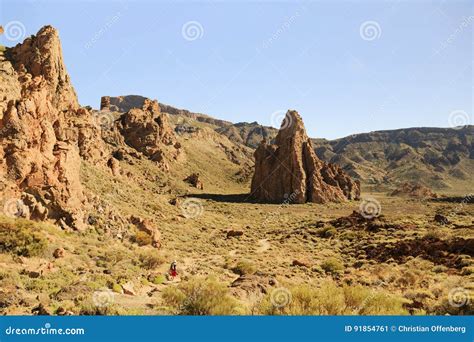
[99,96,473,191]
[312,126,474,191]
[216,122,278,149]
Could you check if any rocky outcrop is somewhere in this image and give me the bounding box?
[183,173,204,190]
[251,110,360,204]
[130,215,161,248]
[0,26,107,230]
[117,99,181,169]
[390,182,438,199]
[100,95,147,113]
[8,26,79,111]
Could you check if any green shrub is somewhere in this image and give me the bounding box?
[151,275,166,285]
[0,217,48,257]
[133,231,152,246]
[162,277,243,315]
[231,260,256,276]
[138,251,164,270]
[259,281,409,315]
[321,257,344,275]
[316,226,337,238]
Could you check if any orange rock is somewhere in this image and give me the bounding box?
[251,110,360,204]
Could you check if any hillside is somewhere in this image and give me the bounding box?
[0,26,472,317]
[313,126,474,193]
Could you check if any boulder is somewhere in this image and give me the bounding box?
[227,230,244,238]
[53,248,65,259]
[121,282,137,296]
[130,215,161,248]
[184,173,204,190]
[251,110,360,204]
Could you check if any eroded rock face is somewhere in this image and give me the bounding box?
[0,26,107,230]
[118,99,181,168]
[251,110,360,204]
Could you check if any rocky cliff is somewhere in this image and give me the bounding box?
[251,111,360,204]
[0,26,106,231]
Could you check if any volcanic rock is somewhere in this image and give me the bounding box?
[0,26,108,231]
[118,99,181,168]
[130,215,161,248]
[390,182,438,199]
[184,173,204,190]
[251,110,360,204]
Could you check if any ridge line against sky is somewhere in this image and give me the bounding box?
[1,0,472,139]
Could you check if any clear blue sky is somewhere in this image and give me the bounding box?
[1,0,472,139]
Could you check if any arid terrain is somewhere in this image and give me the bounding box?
[0,26,472,316]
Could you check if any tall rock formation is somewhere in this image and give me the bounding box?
[0,26,107,230]
[251,110,360,204]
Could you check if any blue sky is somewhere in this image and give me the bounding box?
[1,0,472,139]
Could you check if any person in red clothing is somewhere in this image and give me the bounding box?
[169,260,178,279]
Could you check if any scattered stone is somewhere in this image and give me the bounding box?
[56,307,74,316]
[292,259,310,268]
[107,157,121,176]
[31,303,50,315]
[434,214,450,225]
[53,248,65,259]
[169,197,181,206]
[251,110,360,204]
[121,282,137,296]
[227,230,244,238]
[183,173,204,190]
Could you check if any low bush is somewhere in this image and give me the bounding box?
[162,277,243,315]
[321,257,344,275]
[231,260,256,276]
[259,281,409,315]
[0,217,48,257]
